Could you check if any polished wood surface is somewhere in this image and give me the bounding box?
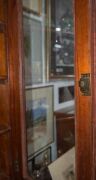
[0,0,7,80]
[0,1,13,179]
[0,0,28,179]
[7,0,29,179]
[75,0,93,179]
[0,0,7,21]
[0,28,7,79]
[91,0,96,178]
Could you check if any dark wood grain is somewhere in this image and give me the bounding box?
[7,0,33,179]
[0,32,7,79]
[90,0,96,179]
[0,0,7,22]
[7,0,29,179]
[0,1,13,179]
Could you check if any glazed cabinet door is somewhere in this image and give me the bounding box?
[0,0,95,180]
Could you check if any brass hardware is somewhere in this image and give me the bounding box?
[79,73,91,96]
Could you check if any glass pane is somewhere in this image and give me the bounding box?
[22,0,75,179]
[23,16,43,85]
[26,87,54,157]
[50,0,74,77]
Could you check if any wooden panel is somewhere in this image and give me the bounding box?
[7,0,29,179]
[0,1,13,180]
[0,0,8,80]
[0,0,7,22]
[75,0,93,180]
[0,133,12,176]
[0,85,10,126]
[0,0,5,21]
[0,174,10,180]
[0,28,7,79]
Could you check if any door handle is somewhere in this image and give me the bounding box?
[79,73,91,96]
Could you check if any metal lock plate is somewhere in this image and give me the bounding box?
[79,73,91,96]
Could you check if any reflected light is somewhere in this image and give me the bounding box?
[56,27,61,32]
[54,44,62,48]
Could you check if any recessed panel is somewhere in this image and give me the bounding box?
[0,30,7,79]
[0,0,7,22]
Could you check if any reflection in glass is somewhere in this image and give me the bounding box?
[50,0,74,77]
[59,86,74,103]
[23,16,43,85]
[22,0,75,178]
[26,87,54,157]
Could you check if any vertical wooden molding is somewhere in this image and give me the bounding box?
[91,0,96,179]
[75,0,93,179]
[8,0,31,179]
